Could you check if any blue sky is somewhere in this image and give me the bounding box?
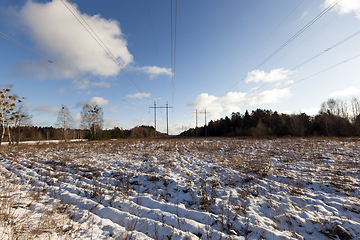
[1,0,360,134]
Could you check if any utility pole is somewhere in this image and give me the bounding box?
[198,109,210,137]
[196,109,198,137]
[149,102,173,137]
[204,109,207,137]
[149,102,157,137]
[166,102,169,136]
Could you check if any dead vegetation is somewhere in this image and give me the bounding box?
[0,137,359,239]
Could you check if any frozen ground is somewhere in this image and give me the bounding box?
[0,138,359,239]
[0,139,87,145]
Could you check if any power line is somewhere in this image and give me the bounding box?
[254,0,341,70]
[230,52,360,109]
[291,29,360,70]
[149,101,173,136]
[283,53,360,89]
[173,0,178,106]
[0,32,51,62]
[247,28,360,95]
[146,0,161,66]
[0,31,147,112]
[217,0,306,89]
[198,109,210,137]
[198,53,360,126]
[268,14,340,69]
[170,0,178,106]
[220,0,342,96]
[61,0,145,94]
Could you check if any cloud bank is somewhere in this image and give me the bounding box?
[134,66,173,79]
[245,68,293,83]
[188,88,292,119]
[17,0,133,78]
[76,97,109,107]
[323,0,360,19]
[126,93,151,99]
[329,87,360,98]
[33,105,60,114]
[15,0,172,84]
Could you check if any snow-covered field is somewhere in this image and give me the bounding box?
[0,138,359,239]
[0,139,87,146]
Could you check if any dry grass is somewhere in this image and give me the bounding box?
[0,171,81,239]
[0,137,359,239]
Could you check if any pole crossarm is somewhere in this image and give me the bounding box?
[193,109,210,137]
[149,101,173,136]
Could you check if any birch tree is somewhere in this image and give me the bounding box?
[0,87,24,144]
[56,105,74,141]
[11,104,32,144]
[80,104,103,140]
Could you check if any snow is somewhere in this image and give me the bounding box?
[0,139,87,145]
[0,138,359,239]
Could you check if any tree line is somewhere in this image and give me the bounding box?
[3,85,360,142]
[0,86,157,144]
[180,97,360,137]
[6,125,164,142]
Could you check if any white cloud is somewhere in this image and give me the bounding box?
[17,0,133,78]
[169,122,193,135]
[73,112,81,121]
[86,97,109,106]
[107,107,120,113]
[187,92,247,119]
[14,60,67,79]
[247,88,292,105]
[323,0,360,19]
[328,87,360,98]
[187,93,218,109]
[126,93,151,99]
[30,119,51,126]
[33,105,60,114]
[245,68,293,83]
[104,118,120,129]
[299,11,308,20]
[188,88,292,119]
[72,79,111,90]
[134,66,172,79]
[134,118,147,122]
[76,96,109,107]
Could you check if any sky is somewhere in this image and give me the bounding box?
[1,0,360,134]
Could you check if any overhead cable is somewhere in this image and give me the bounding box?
[247,28,360,95]
[170,0,178,106]
[220,0,342,96]
[0,31,147,112]
[146,0,161,66]
[61,0,145,94]
[283,53,360,89]
[217,0,306,89]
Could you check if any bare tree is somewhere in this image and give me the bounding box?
[0,86,24,144]
[320,98,338,116]
[80,104,103,140]
[351,97,360,122]
[56,105,74,141]
[320,98,348,118]
[11,104,32,144]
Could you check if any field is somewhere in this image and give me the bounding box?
[0,138,359,239]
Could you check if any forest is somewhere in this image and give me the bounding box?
[4,125,165,143]
[2,86,360,142]
[180,98,360,137]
